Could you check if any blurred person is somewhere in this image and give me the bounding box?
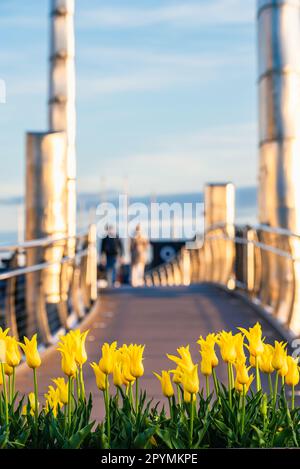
[130,224,149,287]
[100,226,123,287]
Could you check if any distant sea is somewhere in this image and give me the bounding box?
[0,186,257,245]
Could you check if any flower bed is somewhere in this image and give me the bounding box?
[0,322,299,448]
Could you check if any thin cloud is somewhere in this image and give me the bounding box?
[78,0,255,29]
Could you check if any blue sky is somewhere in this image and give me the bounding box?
[0,0,257,197]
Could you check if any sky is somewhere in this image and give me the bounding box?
[0,0,258,198]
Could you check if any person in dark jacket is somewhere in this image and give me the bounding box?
[100,226,123,287]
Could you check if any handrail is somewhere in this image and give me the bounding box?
[0,231,88,252]
[0,226,97,345]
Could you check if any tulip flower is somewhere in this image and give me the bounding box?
[0,328,9,341]
[59,347,77,378]
[259,344,274,374]
[52,377,69,405]
[0,338,6,363]
[234,373,254,394]
[167,345,194,372]
[113,362,124,388]
[271,341,288,408]
[19,334,41,425]
[234,333,247,364]
[91,362,108,391]
[181,364,199,395]
[67,329,89,400]
[238,323,265,357]
[153,370,174,398]
[198,333,219,397]
[235,360,251,386]
[272,341,287,371]
[69,329,89,366]
[183,390,196,403]
[286,356,299,410]
[129,344,145,378]
[217,331,237,364]
[5,336,21,368]
[99,342,117,375]
[22,392,38,417]
[19,334,41,369]
[45,386,63,418]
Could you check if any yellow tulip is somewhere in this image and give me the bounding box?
[272,341,287,371]
[99,342,117,375]
[52,377,68,404]
[113,362,124,387]
[235,360,251,385]
[278,354,288,378]
[4,363,13,376]
[234,333,246,364]
[0,339,6,363]
[200,350,213,376]
[5,336,21,367]
[22,392,38,416]
[0,328,9,341]
[121,354,136,384]
[59,348,77,377]
[285,356,300,387]
[238,322,265,357]
[172,366,183,384]
[183,390,196,403]
[235,374,254,393]
[259,344,274,374]
[197,333,219,368]
[153,371,174,398]
[217,331,237,364]
[69,329,89,366]
[182,364,199,395]
[45,386,63,417]
[129,344,145,378]
[91,362,108,391]
[167,345,194,372]
[19,334,41,369]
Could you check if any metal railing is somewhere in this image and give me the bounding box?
[0,225,97,345]
[144,223,300,336]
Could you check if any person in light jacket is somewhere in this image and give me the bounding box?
[130,224,149,287]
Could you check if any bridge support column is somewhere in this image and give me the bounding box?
[204,183,235,289]
[258,0,300,333]
[49,0,76,257]
[25,132,67,341]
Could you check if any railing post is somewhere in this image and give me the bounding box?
[204,183,235,288]
[86,224,98,303]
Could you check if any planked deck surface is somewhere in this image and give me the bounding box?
[16,284,287,417]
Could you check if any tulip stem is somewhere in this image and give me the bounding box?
[189,395,194,448]
[292,385,295,411]
[8,375,11,405]
[104,375,111,445]
[241,385,246,435]
[273,371,279,410]
[1,363,8,427]
[176,384,182,406]
[12,368,15,404]
[227,364,232,410]
[168,396,173,420]
[79,365,85,401]
[268,373,273,398]
[67,376,72,428]
[135,378,139,413]
[33,368,38,426]
[212,369,219,398]
[206,376,210,410]
[255,357,261,392]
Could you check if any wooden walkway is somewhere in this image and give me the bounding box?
[16,284,287,418]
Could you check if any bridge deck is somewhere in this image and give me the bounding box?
[16,284,286,417]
